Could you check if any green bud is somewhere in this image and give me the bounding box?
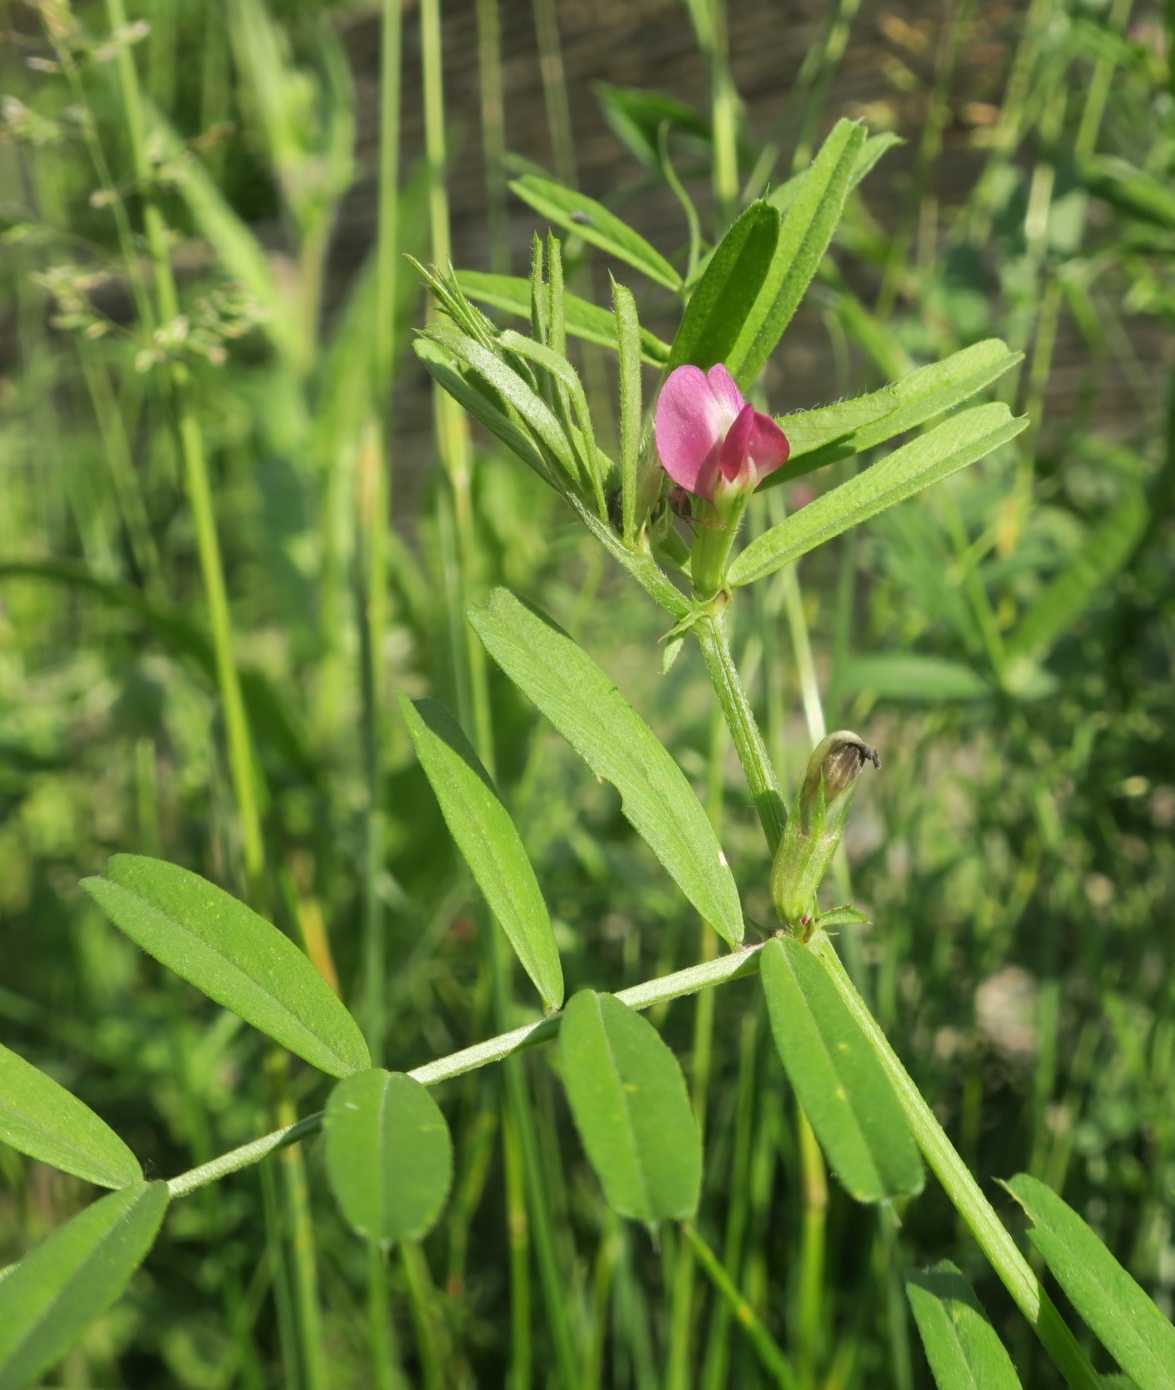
[771,731,879,939]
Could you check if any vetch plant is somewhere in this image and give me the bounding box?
[3,110,1173,1390]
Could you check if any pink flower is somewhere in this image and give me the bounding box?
[654,364,789,501]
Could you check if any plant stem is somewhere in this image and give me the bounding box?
[166,945,768,1200]
[809,932,1103,1390]
[105,0,264,887]
[696,610,787,854]
[681,1223,799,1390]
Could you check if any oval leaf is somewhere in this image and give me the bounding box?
[906,1260,1023,1390]
[324,1070,453,1244]
[82,856,370,1079]
[509,175,683,291]
[761,936,923,1202]
[397,694,563,1010]
[1007,1174,1175,1390]
[468,589,743,945]
[559,990,700,1224]
[666,200,781,374]
[0,1182,169,1390]
[730,403,1028,588]
[0,1043,140,1190]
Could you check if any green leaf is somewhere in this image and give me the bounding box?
[666,200,781,374]
[559,990,700,1224]
[324,1069,453,1244]
[761,937,923,1202]
[0,1043,139,1190]
[765,131,903,218]
[1007,1174,1175,1390]
[468,589,744,945]
[413,336,551,482]
[766,338,1023,487]
[82,856,370,1079]
[456,270,671,366]
[839,654,991,702]
[730,403,1028,588]
[614,278,644,542]
[594,83,710,169]
[0,1182,169,1390]
[1080,155,1175,230]
[1007,486,1148,662]
[905,1260,1023,1390]
[397,695,563,1010]
[727,119,867,388]
[509,175,683,291]
[420,324,580,483]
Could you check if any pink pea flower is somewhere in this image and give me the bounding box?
[655,364,790,501]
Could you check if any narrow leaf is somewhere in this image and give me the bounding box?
[839,655,991,703]
[559,990,700,1223]
[509,175,683,291]
[766,338,1023,487]
[666,200,781,374]
[324,1070,453,1244]
[730,404,1028,587]
[613,278,643,542]
[82,856,370,1078]
[421,324,579,483]
[728,119,867,387]
[905,1260,1023,1390]
[765,131,903,218]
[0,1182,169,1390]
[468,590,744,945]
[762,937,923,1202]
[1007,1174,1175,1390]
[413,337,551,482]
[457,270,671,366]
[397,695,563,1010]
[1007,486,1148,661]
[1081,155,1175,230]
[0,1043,139,1190]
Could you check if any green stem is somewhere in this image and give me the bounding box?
[696,610,787,854]
[809,932,1103,1390]
[166,946,768,1201]
[681,1223,799,1390]
[105,0,264,886]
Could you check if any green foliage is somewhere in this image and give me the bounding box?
[324,1070,453,1244]
[397,694,563,1010]
[0,1043,140,1191]
[82,856,370,1077]
[726,119,866,387]
[1008,1175,1175,1390]
[761,937,923,1202]
[0,1184,169,1390]
[559,990,701,1224]
[508,175,683,290]
[905,1261,1023,1390]
[666,200,781,374]
[468,588,744,945]
[730,404,1029,586]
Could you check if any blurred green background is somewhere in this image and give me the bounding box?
[2,0,1174,1386]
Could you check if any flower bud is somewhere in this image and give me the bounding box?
[771,731,879,938]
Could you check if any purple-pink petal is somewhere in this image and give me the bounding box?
[655,365,727,496]
[705,363,748,421]
[718,403,758,483]
[745,411,790,479]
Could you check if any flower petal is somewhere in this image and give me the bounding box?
[655,365,727,497]
[705,364,748,426]
[745,410,790,482]
[718,403,758,483]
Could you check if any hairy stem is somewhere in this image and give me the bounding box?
[166,945,767,1201]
